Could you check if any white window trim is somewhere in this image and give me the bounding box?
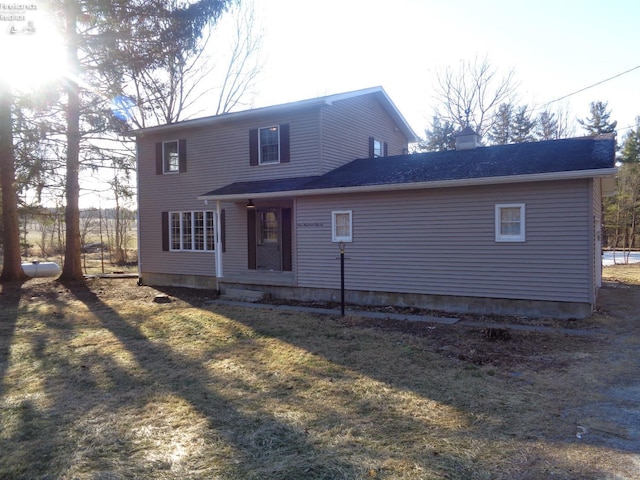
[495,203,526,242]
[258,126,280,165]
[163,140,180,174]
[169,210,216,252]
[332,210,353,242]
[373,139,383,158]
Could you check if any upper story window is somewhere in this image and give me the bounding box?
[156,139,186,174]
[163,141,179,172]
[373,140,383,158]
[250,124,290,166]
[259,126,280,164]
[332,210,353,242]
[369,137,387,158]
[495,204,526,242]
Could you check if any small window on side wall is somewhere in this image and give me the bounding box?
[369,137,387,158]
[495,204,525,242]
[332,210,352,242]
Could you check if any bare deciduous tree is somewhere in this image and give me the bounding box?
[214,0,263,115]
[433,55,518,139]
[121,0,263,128]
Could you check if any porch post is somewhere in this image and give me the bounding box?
[215,200,223,278]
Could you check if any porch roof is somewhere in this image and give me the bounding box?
[203,176,320,197]
[199,134,617,201]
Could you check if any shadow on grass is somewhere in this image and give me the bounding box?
[2,278,633,478]
[0,281,24,398]
[57,281,361,478]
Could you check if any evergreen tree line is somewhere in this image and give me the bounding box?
[422,93,640,256]
[605,119,640,257]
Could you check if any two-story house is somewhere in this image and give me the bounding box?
[131,86,617,319]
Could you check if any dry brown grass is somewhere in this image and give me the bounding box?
[1,275,639,479]
[603,263,640,285]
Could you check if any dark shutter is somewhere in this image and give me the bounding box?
[156,142,163,174]
[383,142,388,157]
[368,137,374,158]
[281,208,292,271]
[249,129,258,166]
[247,209,256,269]
[178,139,187,173]
[220,209,226,253]
[280,124,290,163]
[161,211,169,251]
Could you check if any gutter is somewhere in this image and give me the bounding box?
[198,167,619,202]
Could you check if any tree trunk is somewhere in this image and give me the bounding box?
[0,80,28,282]
[59,1,84,282]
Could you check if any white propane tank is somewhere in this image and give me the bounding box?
[21,261,61,278]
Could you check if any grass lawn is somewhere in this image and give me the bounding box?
[1,265,639,479]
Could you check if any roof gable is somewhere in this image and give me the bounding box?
[129,86,418,142]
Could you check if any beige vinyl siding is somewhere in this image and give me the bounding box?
[320,95,409,171]
[136,109,322,276]
[137,92,411,277]
[220,202,250,274]
[296,179,593,304]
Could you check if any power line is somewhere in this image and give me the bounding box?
[542,64,640,108]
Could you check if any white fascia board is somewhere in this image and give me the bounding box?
[129,86,420,142]
[198,168,619,202]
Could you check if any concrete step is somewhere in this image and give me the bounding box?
[220,287,265,303]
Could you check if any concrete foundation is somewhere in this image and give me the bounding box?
[140,272,593,319]
[139,272,219,291]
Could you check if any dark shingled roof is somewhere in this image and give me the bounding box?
[201,135,616,198]
[201,175,320,197]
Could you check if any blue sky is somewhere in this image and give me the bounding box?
[252,0,640,137]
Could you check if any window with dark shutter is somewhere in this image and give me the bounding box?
[247,209,257,269]
[250,124,290,165]
[369,137,385,158]
[161,212,169,251]
[178,139,187,172]
[157,139,186,173]
[156,143,163,174]
[280,124,290,163]
[281,208,292,271]
[249,129,259,166]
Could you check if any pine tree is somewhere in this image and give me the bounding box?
[536,110,559,140]
[619,117,640,163]
[419,115,456,152]
[578,101,617,135]
[487,103,513,145]
[0,80,28,282]
[54,0,233,282]
[511,105,536,143]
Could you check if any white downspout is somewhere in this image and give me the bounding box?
[215,200,223,278]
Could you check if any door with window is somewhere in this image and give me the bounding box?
[256,208,281,270]
[248,207,292,272]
